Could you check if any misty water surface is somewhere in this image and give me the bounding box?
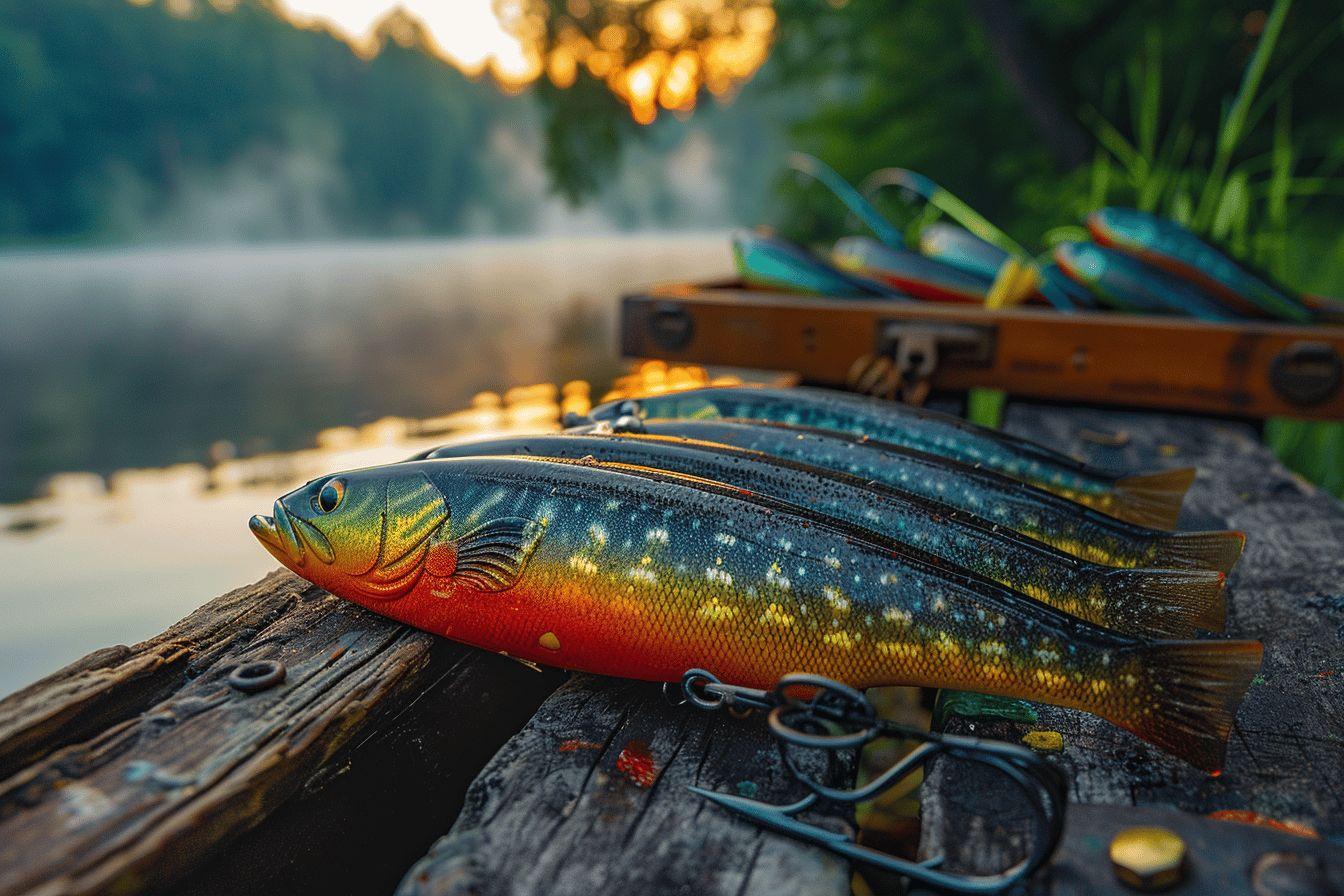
[0,233,732,695]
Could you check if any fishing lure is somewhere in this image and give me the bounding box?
[1087,207,1314,323]
[586,385,1195,528]
[682,670,1067,894]
[250,456,1261,771]
[1054,242,1238,321]
[918,222,1010,281]
[831,236,992,304]
[416,432,1225,638]
[912,225,1093,311]
[1038,260,1101,310]
[732,229,904,299]
[594,418,1243,573]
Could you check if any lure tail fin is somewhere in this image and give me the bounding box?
[1115,639,1262,772]
[1106,467,1197,529]
[1100,569,1226,637]
[1150,530,1246,574]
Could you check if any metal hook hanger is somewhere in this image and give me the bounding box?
[680,669,1067,895]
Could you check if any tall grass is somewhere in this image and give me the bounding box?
[1083,0,1344,496]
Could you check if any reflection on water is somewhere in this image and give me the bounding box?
[0,234,733,696]
[0,233,730,502]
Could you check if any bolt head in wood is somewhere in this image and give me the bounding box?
[1110,826,1187,892]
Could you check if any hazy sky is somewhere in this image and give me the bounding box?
[276,0,531,76]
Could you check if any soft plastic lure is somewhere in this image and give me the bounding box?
[1054,242,1237,321]
[919,222,1010,281]
[416,431,1225,638]
[600,418,1243,573]
[587,385,1195,528]
[250,457,1261,771]
[831,236,992,304]
[1087,207,1314,323]
[912,225,1093,311]
[732,229,904,299]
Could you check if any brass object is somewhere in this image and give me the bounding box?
[1109,826,1187,892]
[1021,730,1065,753]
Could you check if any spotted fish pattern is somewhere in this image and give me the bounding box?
[596,419,1244,574]
[587,385,1195,527]
[417,432,1225,638]
[252,457,1260,770]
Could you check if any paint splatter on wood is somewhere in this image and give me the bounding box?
[615,739,657,788]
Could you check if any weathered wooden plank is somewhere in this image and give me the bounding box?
[398,675,857,896]
[0,570,563,896]
[1034,803,1342,895]
[0,570,303,783]
[921,403,1344,877]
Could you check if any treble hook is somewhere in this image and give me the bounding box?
[681,669,1067,895]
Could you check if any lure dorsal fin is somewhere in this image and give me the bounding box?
[446,516,543,591]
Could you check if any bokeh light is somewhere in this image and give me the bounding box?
[128,0,775,122]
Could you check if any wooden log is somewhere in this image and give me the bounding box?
[0,570,563,896]
[920,403,1344,879]
[397,675,857,896]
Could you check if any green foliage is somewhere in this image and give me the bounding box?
[0,0,524,241]
[1071,0,1343,495]
[766,0,1060,246]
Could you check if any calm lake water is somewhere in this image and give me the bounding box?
[0,233,733,696]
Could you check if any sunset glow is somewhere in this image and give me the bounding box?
[273,0,544,84]
[141,0,775,121]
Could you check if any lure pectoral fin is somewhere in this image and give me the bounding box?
[427,516,543,592]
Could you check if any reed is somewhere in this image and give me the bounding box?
[1082,0,1344,495]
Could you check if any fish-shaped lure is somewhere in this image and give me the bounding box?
[919,223,1010,281]
[1088,207,1314,323]
[1054,242,1237,321]
[415,432,1225,638]
[831,236,992,304]
[733,229,905,299]
[587,385,1195,528]
[250,457,1261,771]
[596,418,1244,574]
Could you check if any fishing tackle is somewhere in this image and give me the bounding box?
[831,235,992,304]
[416,431,1227,638]
[1087,207,1314,323]
[732,228,905,299]
[596,417,1243,573]
[679,669,1067,894]
[586,384,1196,527]
[253,456,1261,769]
[919,222,1009,281]
[1054,242,1237,321]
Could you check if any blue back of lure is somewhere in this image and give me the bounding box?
[1054,242,1238,321]
[918,223,1010,281]
[1088,207,1313,323]
[733,229,905,299]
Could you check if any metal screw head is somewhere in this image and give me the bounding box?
[1109,826,1187,892]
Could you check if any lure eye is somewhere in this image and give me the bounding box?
[313,479,345,514]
